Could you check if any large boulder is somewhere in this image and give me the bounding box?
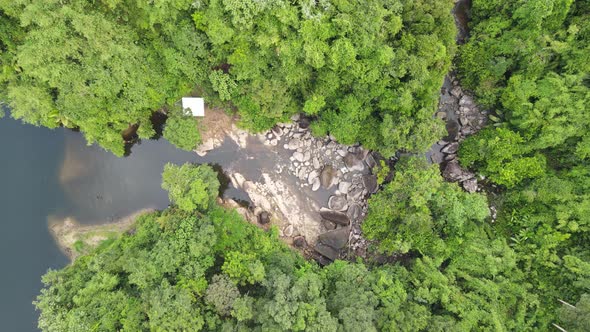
[320,207,350,225]
[318,227,349,250]
[362,174,378,194]
[314,242,339,260]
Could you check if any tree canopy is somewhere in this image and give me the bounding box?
[457,0,590,325]
[1,0,457,156]
[35,162,540,331]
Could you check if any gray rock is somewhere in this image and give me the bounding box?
[293,151,304,162]
[283,224,294,237]
[347,187,364,202]
[443,161,462,181]
[462,178,478,193]
[258,211,270,224]
[337,149,348,157]
[320,165,337,189]
[322,219,337,230]
[290,113,301,121]
[362,174,378,194]
[303,151,311,162]
[318,227,349,250]
[314,242,339,260]
[328,195,349,211]
[320,208,350,226]
[347,204,361,221]
[287,139,301,150]
[338,181,351,194]
[311,178,321,191]
[441,142,459,154]
[430,150,444,164]
[313,157,321,170]
[307,170,319,184]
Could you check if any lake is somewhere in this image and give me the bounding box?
[0,114,247,331]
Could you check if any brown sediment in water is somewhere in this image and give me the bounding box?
[197,107,237,144]
[48,208,155,261]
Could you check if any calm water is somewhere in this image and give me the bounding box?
[0,115,246,331]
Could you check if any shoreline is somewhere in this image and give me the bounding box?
[48,208,156,261]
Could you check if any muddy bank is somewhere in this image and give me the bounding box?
[48,208,155,260]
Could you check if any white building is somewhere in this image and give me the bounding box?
[181,97,205,117]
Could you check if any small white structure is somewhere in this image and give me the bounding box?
[181,97,205,117]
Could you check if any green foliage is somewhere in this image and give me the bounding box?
[161,163,220,212]
[363,156,489,256]
[558,294,590,332]
[0,0,205,155]
[460,128,546,187]
[458,0,590,326]
[375,160,391,185]
[162,108,201,151]
[194,0,456,155]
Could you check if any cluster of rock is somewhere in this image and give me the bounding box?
[434,75,488,193]
[261,115,380,261]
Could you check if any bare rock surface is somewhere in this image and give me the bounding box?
[205,113,377,259]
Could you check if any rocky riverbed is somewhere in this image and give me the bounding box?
[196,110,381,261]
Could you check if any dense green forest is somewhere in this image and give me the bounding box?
[0,0,455,156]
[458,0,590,327]
[35,163,543,331]
[1,0,589,330]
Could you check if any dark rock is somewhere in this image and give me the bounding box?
[320,207,350,226]
[293,236,307,248]
[318,227,349,250]
[328,195,348,211]
[347,204,361,221]
[443,161,463,182]
[362,174,378,194]
[441,142,459,154]
[299,117,311,129]
[443,161,474,182]
[272,125,283,136]
[258,211,270,224]
[429,150,444,164]
[320,165,337,188]
[314,242,340,260]
[364,153,377,169]
[445,120,460,141]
